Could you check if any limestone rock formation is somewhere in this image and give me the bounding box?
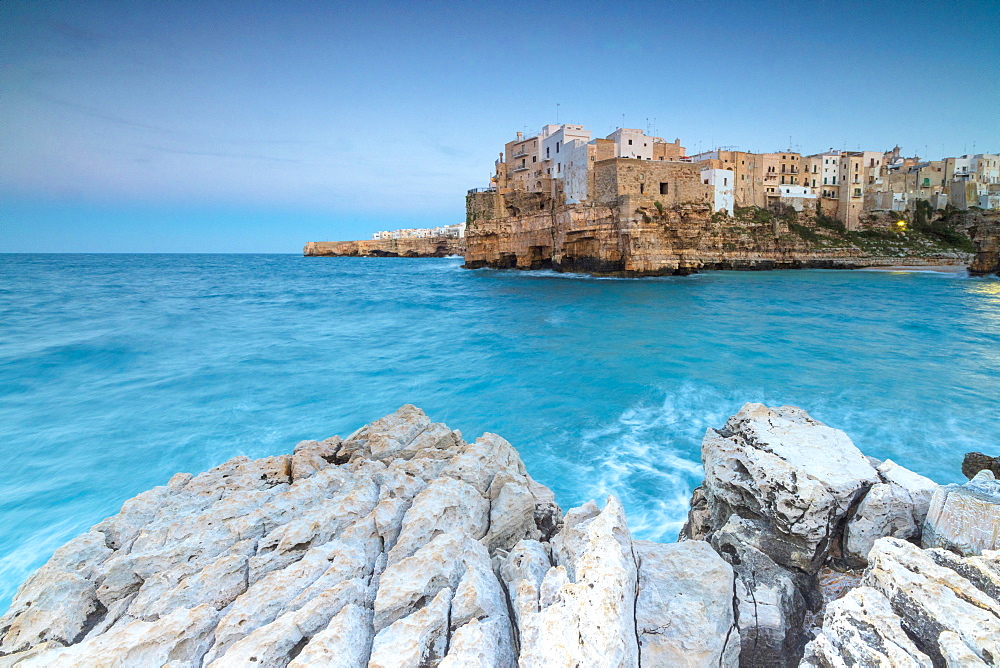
[464,191,975,277]
[633,540,739,667]
[800,586,932,667]
[862,537,1000,664]
[303,238,464,258]
[0,406,738,667]
[922,469,1000,555]
[684,403,963,666]
[4,402,999,667]
[0,407,543,666]
[842,458,938,567]
[967,209,1000,276]
[696,403,879,574]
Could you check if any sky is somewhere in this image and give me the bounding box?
[2,0,999,252]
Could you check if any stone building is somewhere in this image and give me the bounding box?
[484,124,998,240]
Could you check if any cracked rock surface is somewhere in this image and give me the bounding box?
[0,405,736,667]
[4,403,999,667]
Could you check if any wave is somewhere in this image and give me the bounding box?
[570,383,750,542]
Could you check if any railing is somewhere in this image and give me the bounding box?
[511,149,528,158]
[512,165,529,172]
[467,187,497,195]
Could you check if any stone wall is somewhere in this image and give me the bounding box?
[592,159,711,204]
[303,237,464,258]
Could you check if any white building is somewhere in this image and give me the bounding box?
[701,168,735,213]
[970,154,1000,184]
[777,184,819,211]
[561,139,594,204]
[609,128,655,160]
[540,124,591,181]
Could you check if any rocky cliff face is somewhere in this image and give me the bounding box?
[2,405,998,667]
[304,238,464,258]
[464,192,973,276]
[966,210,1000,276]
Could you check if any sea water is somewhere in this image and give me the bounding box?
[1,254,998,607]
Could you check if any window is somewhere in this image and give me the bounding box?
[639,183,644,194]
[532,156,537,162]
[854,188,861,196]
[556,142,560,153]
[704,179,709,185]
[724,178,728,186]
[660,182,669,194]
[628,139,633,145]
[546,147,550,158]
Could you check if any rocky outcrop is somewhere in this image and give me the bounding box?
[922,469,1000,556]
[464,191,973,276]
[0,406,737,667]
[304,237,464,258]
[682,402,997,666]
[965,209,1000,276]
[4,403,999,667]
[964,451,1000,479]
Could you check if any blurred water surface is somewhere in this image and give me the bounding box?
[1,254,998,607]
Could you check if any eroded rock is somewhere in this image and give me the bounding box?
[862,537,1000,664]
[700,403,878,574]
[0,406,557,666]
[634,539,739,667]
[922,469,1000,556]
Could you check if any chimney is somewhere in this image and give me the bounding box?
[516,132,523,140]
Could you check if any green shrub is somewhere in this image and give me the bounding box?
[813,211,846,234]
[789,223,823,243]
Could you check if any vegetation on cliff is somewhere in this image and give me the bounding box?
[729,203,981,257]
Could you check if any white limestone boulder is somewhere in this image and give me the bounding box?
[843,459,938,567]
[799,586,932,667]
[701,403,879,573]
[862,537,1000,664]
[922,469,1000,556]
[512,497,640,668]
[634,539,739,667]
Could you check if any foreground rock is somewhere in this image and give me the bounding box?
[803,537,1000,666]
[0,406,736,667]
[922,469,1000,556]
[4,403,998,667]
[682,402,998,666]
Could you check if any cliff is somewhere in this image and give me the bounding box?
[2,405,998,667]
[966,210,1000,276]
[464,191,976,276]
[304,237,464,258]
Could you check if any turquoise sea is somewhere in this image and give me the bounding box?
[1,254,998,607]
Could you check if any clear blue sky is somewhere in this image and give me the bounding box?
[3,0,998,252]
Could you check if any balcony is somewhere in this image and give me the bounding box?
[512,165,529,172]
[511,149,528,158]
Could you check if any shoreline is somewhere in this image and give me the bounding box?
[859,263,968,273]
